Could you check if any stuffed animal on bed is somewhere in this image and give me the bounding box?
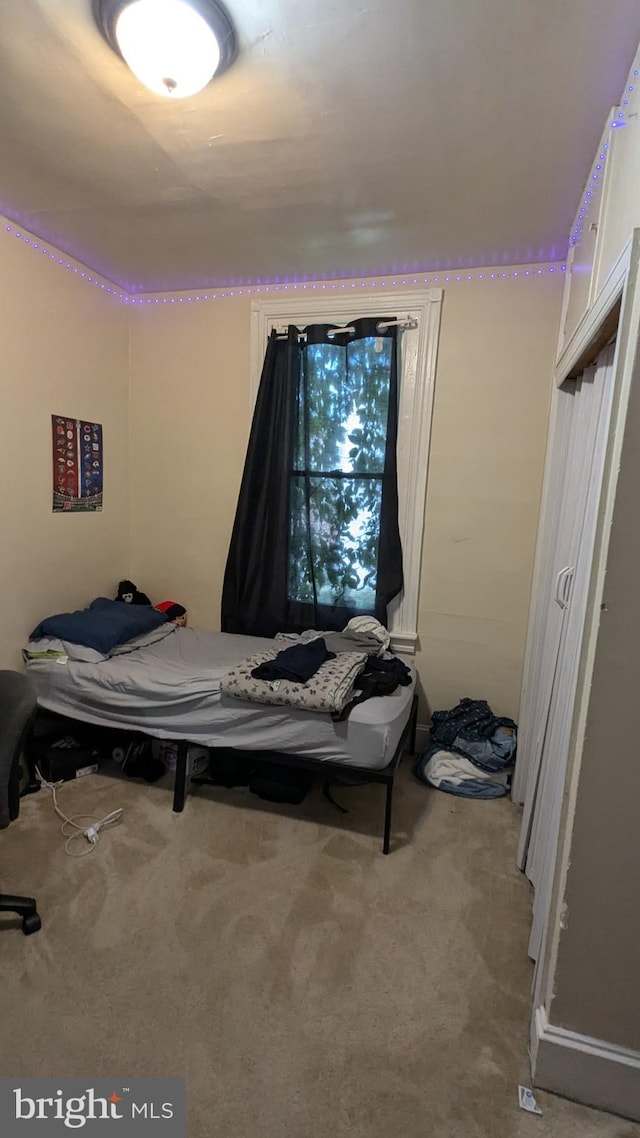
[155,600,187,627]
[116,579,152,606]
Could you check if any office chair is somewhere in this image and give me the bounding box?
[0,670,41,935]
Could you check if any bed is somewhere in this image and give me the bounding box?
[24,623,417,852]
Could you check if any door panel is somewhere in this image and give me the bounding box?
[516,382,583,864]
[513,387,574,813]
[520,344,616,961]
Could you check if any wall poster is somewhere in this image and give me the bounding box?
[52,415,103,512]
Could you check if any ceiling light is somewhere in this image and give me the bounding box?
[94,0,236,98]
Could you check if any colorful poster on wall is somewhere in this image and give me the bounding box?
[52,415,103,512]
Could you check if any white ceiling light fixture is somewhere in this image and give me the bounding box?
[93,0,236,98]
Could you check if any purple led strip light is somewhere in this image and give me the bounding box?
[610,70,638,128]
[570,68,639,249]
[570,142,608,249]
[2,221,567,303]
[124,267,567,304]
[3,224,130,300]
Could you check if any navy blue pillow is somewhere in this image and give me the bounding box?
[30,597,167,655]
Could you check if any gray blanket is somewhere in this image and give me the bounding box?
[220,649,367,714]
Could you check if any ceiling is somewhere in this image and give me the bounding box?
[1,0,640,294]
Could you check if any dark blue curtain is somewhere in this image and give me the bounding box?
[221,317,403,637]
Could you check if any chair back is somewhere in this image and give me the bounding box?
[0,671,37,830]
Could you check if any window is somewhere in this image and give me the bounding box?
[250,288,443,652]
[290,330,395,612]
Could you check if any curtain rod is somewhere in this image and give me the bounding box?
[275,316,418,341]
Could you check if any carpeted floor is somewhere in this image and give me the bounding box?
[1,762,638,1138]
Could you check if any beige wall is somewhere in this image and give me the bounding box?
[0,217,131,668]
[128,296,251,624]
[0,227,563,715]
[129,269,563,720]
[418,274,563,716]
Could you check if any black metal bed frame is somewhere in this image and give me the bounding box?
[171,693,418,854]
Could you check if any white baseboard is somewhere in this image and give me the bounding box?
[532,1005,640,1121]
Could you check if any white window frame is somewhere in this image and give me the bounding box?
[250,288,442,654]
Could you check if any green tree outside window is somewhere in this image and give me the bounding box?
[288,336,392,610]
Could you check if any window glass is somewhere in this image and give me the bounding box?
[289,336,392,609]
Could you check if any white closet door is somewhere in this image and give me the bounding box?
[526,343,616,960]
[515,382,581,861]
[519,369,599,871]
[512,386,573,814]
[524,366,600,875]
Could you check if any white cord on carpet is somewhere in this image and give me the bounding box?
[35,767,124,857]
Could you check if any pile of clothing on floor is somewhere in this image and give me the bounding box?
[414,698,517,799]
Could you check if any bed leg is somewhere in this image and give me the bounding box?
[383,781,393,854]
[172,741,189,813]
[408,693,418,755]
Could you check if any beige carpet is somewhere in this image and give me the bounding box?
[1,763,638,1138]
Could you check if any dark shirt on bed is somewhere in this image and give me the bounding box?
[251,638,336,684]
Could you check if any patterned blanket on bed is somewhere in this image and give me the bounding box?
[220,649,367,714]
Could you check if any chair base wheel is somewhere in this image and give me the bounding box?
[22,912,41,935]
